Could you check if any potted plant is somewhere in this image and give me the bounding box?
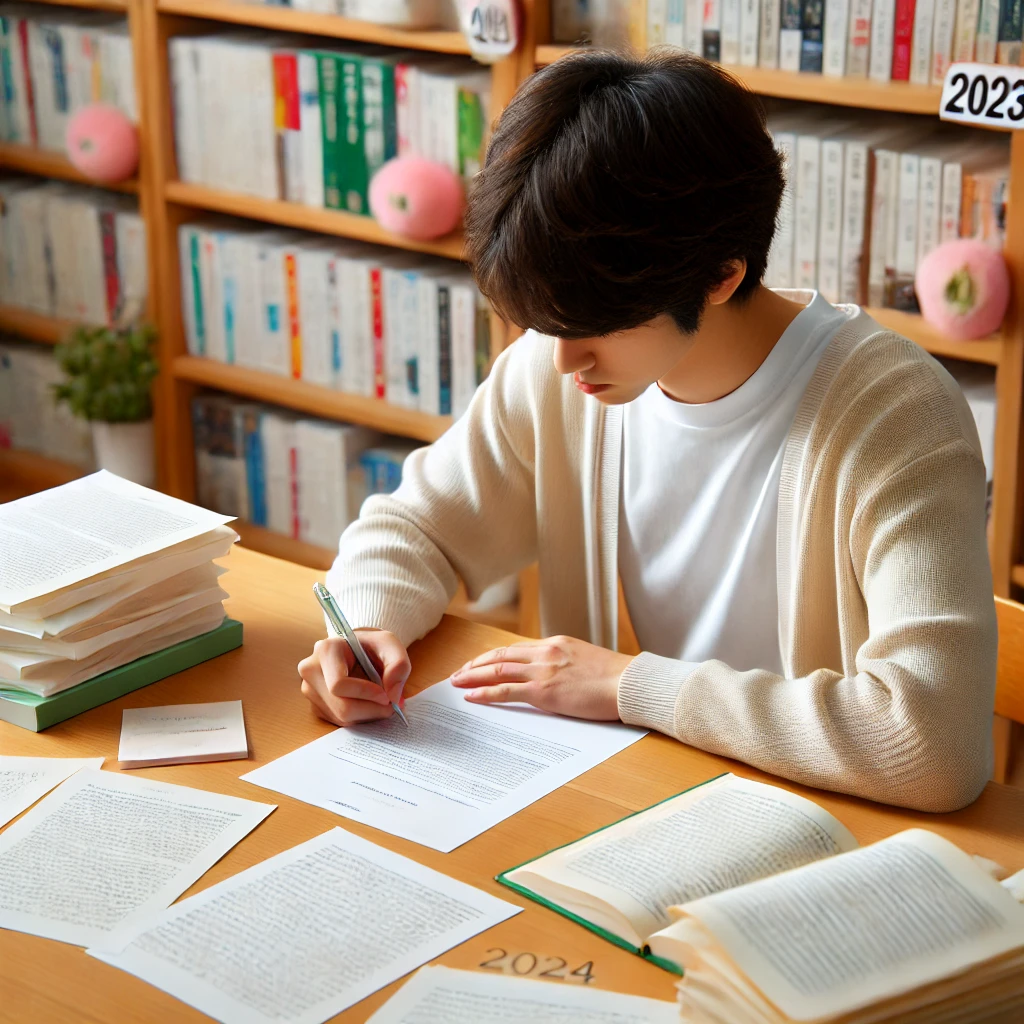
[53,323,159,487]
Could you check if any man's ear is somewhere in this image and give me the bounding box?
[707,261,747,305]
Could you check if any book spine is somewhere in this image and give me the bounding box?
[740,0,761,62]
[910,0,936,83]
[976,0,1002,61]
[892,153,920,308]
[759,0,781,64]
[794,134,821,289]
[960,172,977,238]
[17,20,35,146]
[823,0,850,73]
[325,255,342,388]
[703,0,722,59]
[845,0,873,76]
[780,0,803,70]
[371,265,385,399]
[395,61,413,157]
[221,234,238,365]
[940,162,962,242]
[285,248,302,379]
[401,272,420,410]
[383,267,404,406]
[868,150,893,306]
[839,140,869,303]
[891,0,917,78]
[99,209,121,326]
[457,82,487,180]
[996,0,1023,62]
[722,0,742,60]
[438,283,452,416]
[648,0,669,44]
[818,139,844,303]
[341,54,367,215]
[317,53,342,210]
[273,52,302,204]
[298,53,323,209]
[869,0,897,80]
[258,242,288,376]
[799,0,825,69]
[0,20,15,142]
[362,57,397,187]
[766,132,796,287]
[917,156,942,266]
[953,0,980,61]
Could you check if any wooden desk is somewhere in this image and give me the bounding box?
[3,546,1024,1022]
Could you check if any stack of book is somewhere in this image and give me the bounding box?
[192,393,422,548]
[0,471,241,731]
[0,178,148,326]
[561,0,1024,82]
[0,339,95,470]
[0,6,137,149]
[764,111,1008,310]
[169,34,489,212]
[179,222,489,415]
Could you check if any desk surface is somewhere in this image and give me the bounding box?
[3,546,1024,1023]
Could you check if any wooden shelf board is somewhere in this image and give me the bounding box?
[866,307,1003,366]
[165,181,466,261]
[535,46,943,115]
[27,0,126,9]
[157,0,471,55]
[0,305,76,345]
[0,449,88,503]
[0,143,138,193]
[173,356,453,442]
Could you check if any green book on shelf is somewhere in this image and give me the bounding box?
[0,618,243,732]
[496,772,861,974]
[339,51,367,215]
[316,51,343,211]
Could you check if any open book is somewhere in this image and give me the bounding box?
[498,773,859,971]
[650,828,1024,1022]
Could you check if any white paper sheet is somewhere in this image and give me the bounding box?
[0,471,233,610]
[0,767,274,948]
[90,828,522,1024]
[119,700,248,768]
[367,966,679,1023]
[0,755,104,828]
[242,681,646,853]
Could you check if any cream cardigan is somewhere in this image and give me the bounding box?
[328,304,996,813]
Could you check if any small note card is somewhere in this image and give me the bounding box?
[118,701,248,769]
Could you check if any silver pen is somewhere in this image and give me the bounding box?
[313,582,409,727]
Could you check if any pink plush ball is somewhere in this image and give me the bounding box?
[915,239,1010,341]
[369,157,464,241]
[65,104,139,183]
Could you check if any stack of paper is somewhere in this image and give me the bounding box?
[0,471,237,701]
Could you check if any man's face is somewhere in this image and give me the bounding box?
[552,315,697,405]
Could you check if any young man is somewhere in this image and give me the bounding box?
[299,50,996,813]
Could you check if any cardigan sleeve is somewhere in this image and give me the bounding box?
[618,438,996,813]
[325,338,541,649]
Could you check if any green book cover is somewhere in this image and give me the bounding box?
[339,52,367,215]
[316,51,342,211]
[496,773,730,975]
[190,227,205,355]
[360,55,398,190]
[457,86,486,179]
[0,618,243,732]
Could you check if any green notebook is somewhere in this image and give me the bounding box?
[0,618,243,732]
[497,772,860,975]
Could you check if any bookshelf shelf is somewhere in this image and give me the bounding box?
[29,0,127,9]
[867,309,1004,367]
[0,450,87,504]
[534,46,944,116]
[0,305,74,346]
[173,356,453,443]
[156,0,472,55]
[165,181,466,261]
[0,143,138,193]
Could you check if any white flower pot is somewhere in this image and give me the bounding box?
[91,419,156,488]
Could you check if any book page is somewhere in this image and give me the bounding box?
[118,700,248,768]
[90,828,521,1024]
[0,755,103,828]
[0,471,233,610]
[0,768,274,949]
[242,680,646,853]
[366,966,678,1023]
[678,829,1024,1021]
[509,775,857,944]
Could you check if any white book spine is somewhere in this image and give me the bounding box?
[685,0,705,53]
[170,39,198,182]
[895,153,920,278]
[940,162,962,243]
[298,53,324,208]
[258,240,289,377]
[417,277,440,416]
[930,0,957,83]
[383,267,407,407]
[450,283,477,419]
[868,150,896,306]
[974,0,1000,63]
[648,0,670,43]
[249,47,279,200]
[667,0,686,47]
[823,0,851,74]
[952,0,980,61]
[839,140,868,304]
[868,0,897,81]
[27,23,56,151]
[722,0,742,61]
[345,260,374,398]
[8,19,30,144]
[795,135,821,290]
[739,0,761,63]
[79,203,107,324]
[263,415,298,538]
[229,235,258,369]
[846,0,873,77]
[325,254,342,389]
[779,30,803,73]
[115,210,147,322]
[818,139,845,304]
[917,156,942,265]
[401,271,421,411]
[196,41,221,189]
[909,0,936,84]
[766,132,797,287]
[298,249,332,387]
[203,232,228,363]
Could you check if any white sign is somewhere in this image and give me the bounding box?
[458,0,520,63]
[940,62,1024,128]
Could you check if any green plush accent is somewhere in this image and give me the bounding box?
[945,267,977,315]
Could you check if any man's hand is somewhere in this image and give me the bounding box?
[298,629,411,727]
[449,635,633,720]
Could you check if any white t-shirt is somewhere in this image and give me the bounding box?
[619,291,851,674]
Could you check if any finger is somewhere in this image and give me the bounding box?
[332,696,397,725]
[451,660,543,688]
[458,641,547,673]
[316,636,357,681]
[360,630,412,702]
[300,678,341,725]
[462,682,536,705]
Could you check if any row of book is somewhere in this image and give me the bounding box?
[237,0,453,28]
[556,0,1024,82]
[169,34,489,213]
[179,220,489,416]
[192,393,422,549]
[764,111,1008,308]
[0,339,95,469]
[0,178,147,325]
[0,7,137,150]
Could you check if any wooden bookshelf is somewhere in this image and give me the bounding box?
[0,305,74,346]
[165,181,466,261]
[29,0,127,9]
[157,0,471,55]
[867,309,1004,367]
[0,143,139,192]
[173,356,453,443]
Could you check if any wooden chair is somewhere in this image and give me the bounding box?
[995,597,1024,783]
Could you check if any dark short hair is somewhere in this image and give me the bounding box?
[465,49,785,338]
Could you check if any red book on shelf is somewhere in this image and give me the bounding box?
[371,267,385,399]
[891,0,917,80]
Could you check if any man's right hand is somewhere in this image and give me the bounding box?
[297,629,411,727]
